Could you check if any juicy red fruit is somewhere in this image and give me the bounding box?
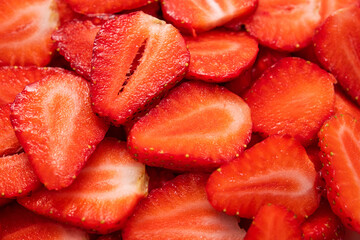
[64,0,149,14]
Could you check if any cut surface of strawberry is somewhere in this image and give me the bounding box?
[18,138,148,234]
[244,57,335,146]
[64,0,149,14]
[10,69,108,190]
[161,0,258,34]
[335,86,360,120]
[314,5,360,106]
[244,204,302,240]
[318,113,360,231]
[122,173,245,240]
[184,30,258,82]
[91,12,189,125]
[320,0,360,19]
[206,135,320,219]
[128,81,252,171]
[0,104,21,156]
[0,0,59,66]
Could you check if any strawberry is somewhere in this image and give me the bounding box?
[0,0,59,66]
[128,81,252,171]
[318,113,360,231]
[184,30,258,83]
[301,200,345,240]
[243,57,335,146]
[91,12,189,125]
[335,87,360,120]
[18,138,148,234]
[146,167,176,192]
[52,19,101,80]
[55,0,81,24]
[306,145,323,172]
[320,0,360,19]
[244,204,302,240]
[0,203,89,240]
[122,173,246,240]
[0,104,21,156]
[314,5,360,106]
[224,69,253,96]
[161,0,258,34]
[10,68,108,190]
[206,135,320,220]
[64,0,149,14]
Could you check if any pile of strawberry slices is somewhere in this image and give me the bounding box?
[0,0,360,239]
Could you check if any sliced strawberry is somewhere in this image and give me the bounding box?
[335,87,360,120]
[52,19,101,80]
[10,69,108,190]
[18,138,148,234]
[184,30,258,83]
[244,204,302,240]
[292,43,321,65]
[122,173,246,240]
[121,1,162,19]
[318,113,360,231]
[320,0,360,19]
[224,69,253,96]
[224,5,258,31]
[146,167,176,192]
[244,57,335,146]
[128,81,252,171]
[91,12,189,125]
[306,145,323,172]
[65,0,149,14]
[301,200,345,240]
[0,203,89,240]
[245,0,322,51]
[55,0,81,24]
[0,104,21,156]
[161,0,258,34]
[206,135,320,220]
[314,6,360,106]
[0,0,59,66]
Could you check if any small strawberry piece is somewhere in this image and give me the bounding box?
[52,19,101,80]
[161,0,258,34]
[128,81,252,171]
[301,200,345,240]
[122,173,246,240]
[0,0,59,66]
[335,87,360,120]
[306,145,323,172]
[11,69,108,190]
[292,43,321,65]
[314,6,360,105]
[91,12,189,125]
[55,0,81,24]
[206,135,320,219]
[146,167,176,192]
[184,30,258,83]
[244,204,302,240]
[0,104,21,156]
[224,69,253,96]
[65,0,149,14]
[0,203,89,240]
[244,57,335,146]
[318,113,360,231]
[245,0,322,51]
[18,138,148,234]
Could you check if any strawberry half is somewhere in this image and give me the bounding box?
[91,12,189,125]
[206,135,320,220]
[335,87,360,120]
[244,204,302,240]
[318,113,360,231]
[244,57,335,146]
[184,30,258,83]
[314,5,360,106]
[18,138,148,234]
[10,69,108,190]
[128,81,252,171]
[122,173,246,240]
[0,104,21,156]
[64,0,149,14]
[0,0,59,66]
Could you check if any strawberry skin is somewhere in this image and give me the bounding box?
[122,173,246,240]
[10,68,108,190]
[335,87,360,120]
[65,0,149,14]
[18,138,148,234]
[91,12,189,125]
[206,135,320,220]
[0,104,21,156]
[128,81,252,171]
[318,113,360,231]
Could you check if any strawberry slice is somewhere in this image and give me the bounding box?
[320,0,360,19]
[128,81,252,171]
[206,135,320,220]
[18,138,148,234]
[318,113,360,231]
[335,87,360,120]
[52,19,101,80]
[122,173,246,240]
[224,69,253,96]
[55,0,81,24]
[314,5,360,106]
[245,0,322,51]
[0,203,89,239]
[0,0,59,66]
[244,57,335,146]
[91,12,189,125]
[161,0,258,34]
[64,0,149,14]
[146,167,176,192]
[0,104,21,156]
[10,69,108,190]
[184,30,258,83]
[244,204,302,240]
